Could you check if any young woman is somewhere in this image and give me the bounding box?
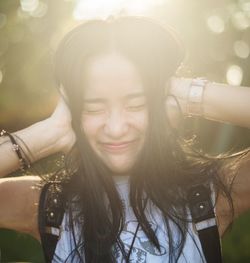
[0,16,250,263]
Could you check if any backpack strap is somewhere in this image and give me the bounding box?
[187,184,222,263]
[38,182,65,263]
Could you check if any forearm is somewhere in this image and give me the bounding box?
[0,118,63,177]
[170,78,250,129]
[203,82,250,128]
[0,176,41,239]
[216,150,250,235]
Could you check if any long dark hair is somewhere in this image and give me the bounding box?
[52,16,233,262]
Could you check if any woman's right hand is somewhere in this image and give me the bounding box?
[0,96,76,177]
[49,97,76,154]
[0,98,76,237]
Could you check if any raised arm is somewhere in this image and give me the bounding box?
[167,77,250,129]
[168,77,250,236]
[0,98,75,177]
[0,98,75,239]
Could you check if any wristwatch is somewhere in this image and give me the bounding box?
[186,78,208,117]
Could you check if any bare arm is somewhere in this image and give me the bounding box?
[0,176,41,240]
[216,151,250,237]
[0,98,74,238]
[0,119,63,176]
[0,98,75,177]
[167,78,250,129]
[168,78,250,236]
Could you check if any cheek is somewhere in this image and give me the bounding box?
[81,115,104,139]
[128,111,148,133]
[81,110,148,138]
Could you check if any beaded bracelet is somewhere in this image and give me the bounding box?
[0,129,31,171]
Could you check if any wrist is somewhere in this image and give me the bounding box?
[15,118,63,162]
[0,130,31,171]
[169,77,208,117]
[186,78,208,117]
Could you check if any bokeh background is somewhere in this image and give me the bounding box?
[0,0,250,262]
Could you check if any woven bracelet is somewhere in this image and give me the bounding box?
[0,129,31,171]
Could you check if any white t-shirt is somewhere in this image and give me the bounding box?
[52,177,209,263]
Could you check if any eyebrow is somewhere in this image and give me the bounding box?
[83,98,106,104]
[125,92,145,100]
[83,92,145,104]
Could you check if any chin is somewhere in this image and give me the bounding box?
[95,149,140,175]
[109,165,132,175]
[106,161,134,175]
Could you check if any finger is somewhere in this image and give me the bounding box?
[59,84,69,104]
[165,96,181,129]
[52,97,72,121]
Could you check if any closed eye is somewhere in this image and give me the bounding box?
[83,109,105,114]
[83,105,106,114]
[126,97,146,111]
[85,111,103,115]
[126,104,146,111]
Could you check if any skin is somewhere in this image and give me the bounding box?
[0,51,250,243]
[81,52,147,174]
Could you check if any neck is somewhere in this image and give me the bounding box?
[112,174,130,183]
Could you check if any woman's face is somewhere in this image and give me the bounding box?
[81,52,148,175]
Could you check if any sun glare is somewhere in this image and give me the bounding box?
[73,0,166,20]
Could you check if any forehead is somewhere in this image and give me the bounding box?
[83,52,144,98]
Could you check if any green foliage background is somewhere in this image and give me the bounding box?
[1,0,250,262]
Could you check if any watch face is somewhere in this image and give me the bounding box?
[189,85,204,103]
[187,79,207,116]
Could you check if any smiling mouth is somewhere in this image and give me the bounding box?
[100,140,137,153]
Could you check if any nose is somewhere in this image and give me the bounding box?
[104,110,129,139]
